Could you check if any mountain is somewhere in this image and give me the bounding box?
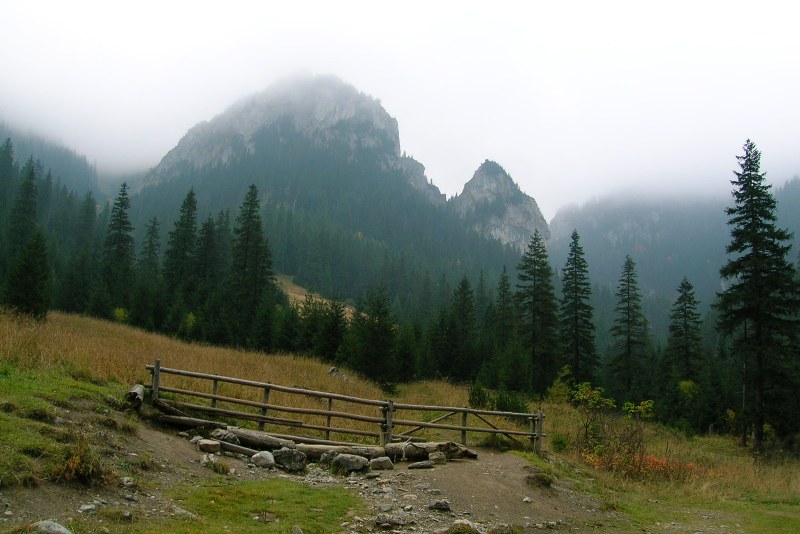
[450,160,549,253]
[142,75,444,205]
[0,122,100,196]
[130,75,523,315]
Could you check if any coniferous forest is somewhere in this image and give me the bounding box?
[1,135,799,451]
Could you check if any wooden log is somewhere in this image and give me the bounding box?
[225,427,296,450]
[125,384,146,408]
[295,444,386,461]
[219,441,259,456]
[156,415,227,429]
[384,441,478,461]
[153,399,188,417]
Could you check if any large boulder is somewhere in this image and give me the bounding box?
[273,447,307,473]
[330,453,370,475]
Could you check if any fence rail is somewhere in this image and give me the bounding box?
[146,359,545,451]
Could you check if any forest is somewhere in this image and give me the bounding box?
[1,136,798,453]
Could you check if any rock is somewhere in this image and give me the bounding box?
[319,450,337,466]
[251,450,275,468]
[190,435,203,444]
[3,511,12,517]
[78,503,96,513]
[330,453,370,475]
[211,428,240,445]
[31,521,74,534]
[200,453,217,467]
[522,496,532,503]
[378,503,393,513]
[172,505,198,518]
[291,526,304,534]
[429,451,447,465]
[198,439,221,453]
[120,476,134,487]
[370,456,394,470]
[374,513,410,528]
[273,447,308,473]
[429,499,451,512]
[408,460,435,469]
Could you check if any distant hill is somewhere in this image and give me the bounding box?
[0,122,100,196]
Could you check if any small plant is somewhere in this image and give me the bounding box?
[495,388,529,414]
[468,381,493,409]
[550,432,569,453]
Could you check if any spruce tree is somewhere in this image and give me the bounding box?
[447,277,478,382]
[516,230,560,395]
[559,230,597,384]
[7,157,38,268]
[230,185,273,344]
[100,183,135,312]
[665,277,704,382]
[163,189,198,307]
[609,255,649,402]
[5,232,49,319]
[715,139,800,449]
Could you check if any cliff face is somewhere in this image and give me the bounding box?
[450,160,550,253]
[144,75,444,204]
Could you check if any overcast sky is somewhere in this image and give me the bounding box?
[2,0,799,220]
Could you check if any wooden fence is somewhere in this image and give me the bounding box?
[146,359,545,452]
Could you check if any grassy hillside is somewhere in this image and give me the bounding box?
[2,310,799,532]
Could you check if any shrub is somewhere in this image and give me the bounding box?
[468,381,493,410]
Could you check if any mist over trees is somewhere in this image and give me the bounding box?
[1,134,798,451]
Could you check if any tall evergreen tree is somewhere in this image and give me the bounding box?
[4,232,49,319]
[6,157,38,268]
[230,185,273,344]
[715,139,800,449]
[559,230,597,384]
[447,277,478,382]
[163,189,198,307]
[100,182,135,311]
[516,230,560,395]
[665,277,704,382]
[130,217,163,330]
[608,255,649,402]
[344,285,396,383]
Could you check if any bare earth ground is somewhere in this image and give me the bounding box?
[0,418,638,533]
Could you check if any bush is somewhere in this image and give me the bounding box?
[468,381,493,410]
[495,389,529,414]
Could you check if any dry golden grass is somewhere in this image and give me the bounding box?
[0,310,529,445]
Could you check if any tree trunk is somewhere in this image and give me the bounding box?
[225,427,296,450]
[383,441,478,461]
[295,444,386,461]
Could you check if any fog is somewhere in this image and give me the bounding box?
[2,0,799,219]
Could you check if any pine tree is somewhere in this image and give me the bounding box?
[230,185,273,344]
[665,277,704,382]
[4,232,49,319]
[609,255,649,402]
[559,230,597,384]
[130,217,163,330]
[100,182,135,311]
[163,189,198,308]
[7,157,38,268]
[447,277,478,382]
[715,139,800,449]
[516,230,560,395]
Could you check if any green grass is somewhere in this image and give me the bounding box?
[0,363,126,487]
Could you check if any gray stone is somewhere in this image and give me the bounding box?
[369,456,394,470]
[251,450,275,468]
[273,447,307,473]
[330,453,370,475]
[291,526,304,534]
[190,435,203,443]
[78,503,96,513]
[200,453,217,466]
[211,428,240,445]
[428,451,447,465]
[198,439,221,453]
[319,450,337,466]
[31,521,74,534]
[408,460,435,469]
[120,476,134,487]
[429,499,451,512]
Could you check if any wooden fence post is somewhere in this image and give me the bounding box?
[461,411,468,445]
[150,359,161,403]
[381,400,394,445]
[258,386,271,431]
[211,379,219,408]
[530,409,537,450]
[535,410,545,455]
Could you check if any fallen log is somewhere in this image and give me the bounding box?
[225,427,296,450]
[218,441,259,456]
[156,415,227,429]
[295,444,386,461]
[153,399,188,417]
[384,441,478,461]
[125,384,145,409]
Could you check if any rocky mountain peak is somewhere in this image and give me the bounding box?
[144,75,444,204]
[449,160,550,252]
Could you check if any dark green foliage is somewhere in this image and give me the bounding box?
[341,285,396,383]
[163,189,197,307]
[559,230,597,384]
[608,256,649,402]
[229,185,274,344]
[100,183,135,311]
[445,277,479,382]
[7,157,38,267]
[715,140,800,448]
[665,278,704,382]
[5,232,49,319]
[516,230,560,395]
